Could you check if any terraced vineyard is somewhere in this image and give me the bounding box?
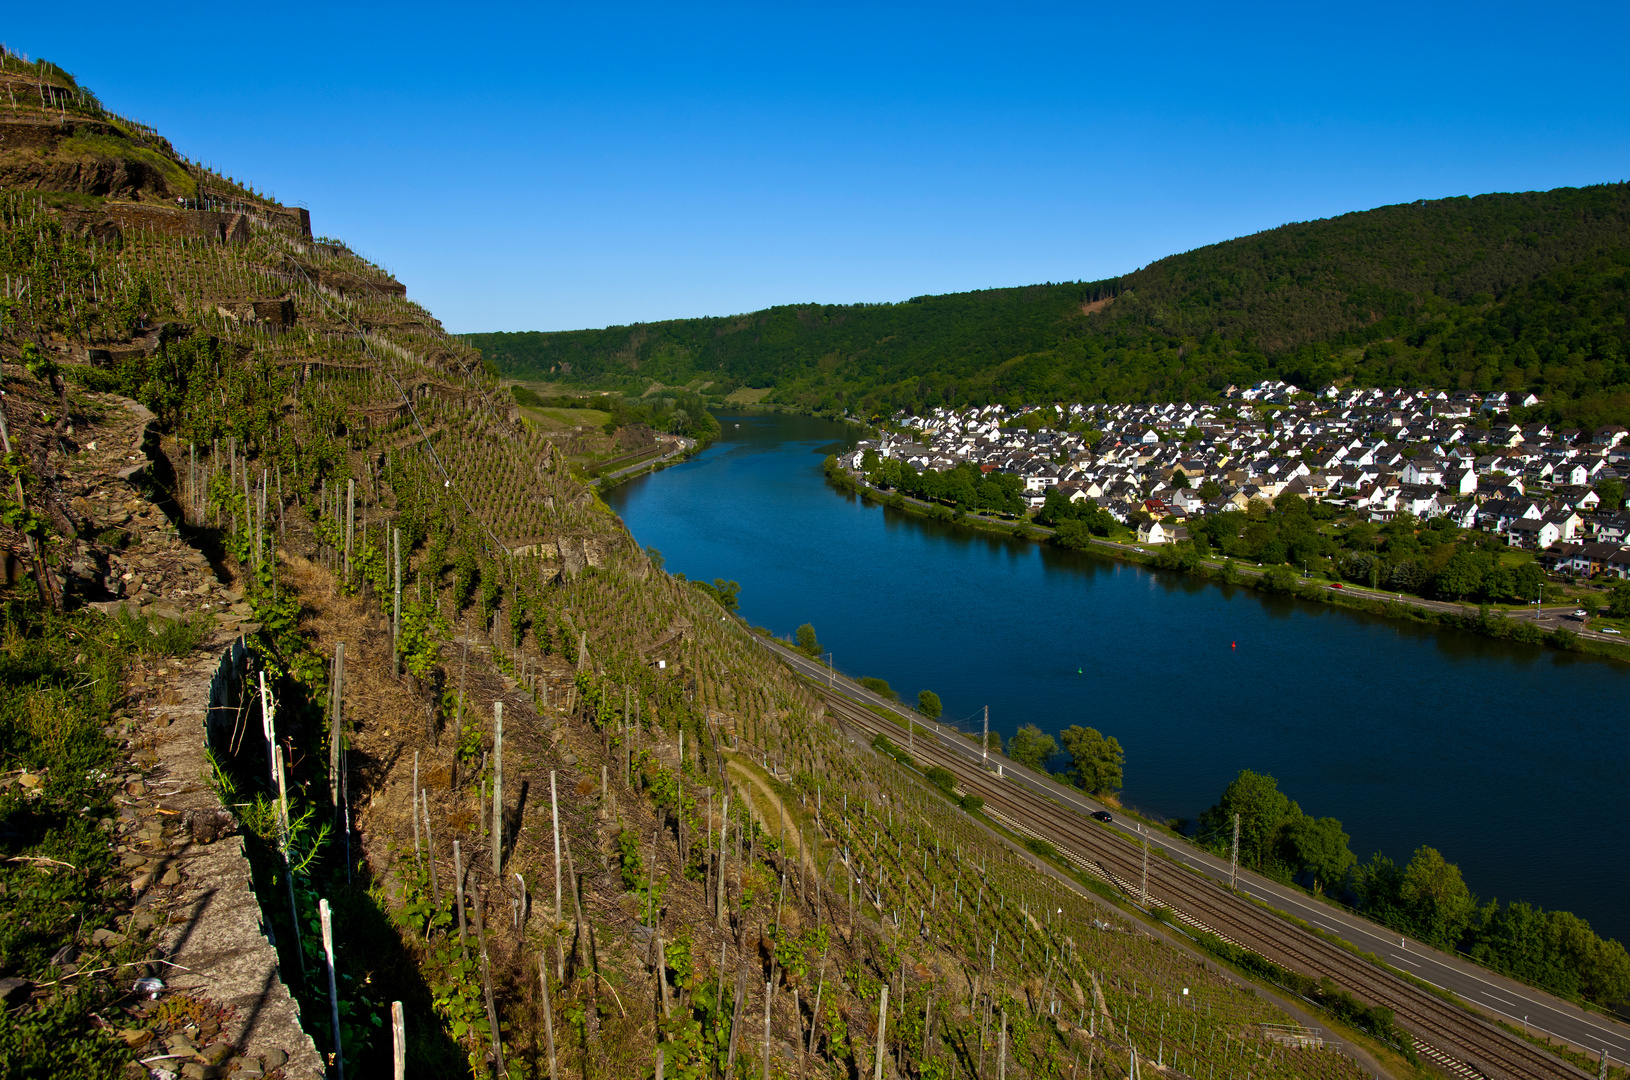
[0,47,1386,1080]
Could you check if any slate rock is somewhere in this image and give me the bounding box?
[185,807,237,844]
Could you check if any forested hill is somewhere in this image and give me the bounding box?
[468,183,1630,426]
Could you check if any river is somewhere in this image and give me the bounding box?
[603,410,1630,943]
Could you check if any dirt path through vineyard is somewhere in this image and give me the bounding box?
[724,753,814,870]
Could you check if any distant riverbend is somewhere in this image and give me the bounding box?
[604,410,1630,943]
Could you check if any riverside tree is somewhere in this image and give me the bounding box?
[1060,724,1124,795]
[1005,723,1056,771]
[1197,769,1302,872]
[1283,815,1356,894]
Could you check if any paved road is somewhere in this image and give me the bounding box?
[761,634,1630,1065]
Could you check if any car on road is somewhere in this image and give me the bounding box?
[1574,609,1588,617]
[1604,627,1622,635]
[1330,583,1343,589]
[1091,810,1113,823]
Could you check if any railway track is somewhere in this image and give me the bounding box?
[813,684,1585,1080]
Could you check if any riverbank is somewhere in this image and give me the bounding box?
[843,472,1630,664]
[590,435,697,488]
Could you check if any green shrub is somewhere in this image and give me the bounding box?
[870,732,914,769]
[924,765,956,796]
[62,364,122,393]
[859,676,897,701]
[960,794,985,814]
[1259,566,1301,594]
[617,827,644,891]
[1547,628,1583,651]
[1023,836,1060,861]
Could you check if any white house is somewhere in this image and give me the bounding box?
[1401,459,1445,487]
[1136,520,1188,545]
[1507,518,1561,550]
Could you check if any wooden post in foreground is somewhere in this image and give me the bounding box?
[874,984,889,1080]
[390,1000,405,1080]
[320,899,344,1080]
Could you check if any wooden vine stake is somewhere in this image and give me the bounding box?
[763,979,773,1080]
[492,702,503,875]
[392,527,402,675]
[411,750,421,867]
[273,743,305,982]
[329,643,344,809]
[423,789,440,908]
[538,955,559,1080]
[319,898,344,1080]
[344,477,354,582]
[873,984,889,1080]
[997,1009,1007,1080]
[260,669,277,788]
[390,1000,405,1080]
[716,792,729,928]
[472,894,507,1077]
[453,839,469,964]
[550,769,561,928]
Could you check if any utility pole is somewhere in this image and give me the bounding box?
[1229,813,1240,889]
[1140,825,1149,905]
[982,706,990,770]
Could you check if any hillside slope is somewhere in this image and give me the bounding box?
[0,47,1401,1080]
[468,183,1630,426]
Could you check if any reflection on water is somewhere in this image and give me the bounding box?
[604,410,1630,941]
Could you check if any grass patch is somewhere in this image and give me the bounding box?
[57,132,195,197]
[112,606,211,657]
[38,190,107,212]
[723,386,773,404]
[0,598,153,1079]
[535,406,610,428]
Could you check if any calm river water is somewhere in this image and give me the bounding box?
[604,411,1629,942]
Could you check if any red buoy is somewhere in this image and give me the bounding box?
[1231,641,1236,650]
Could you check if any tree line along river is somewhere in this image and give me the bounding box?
[602,410,1630,946]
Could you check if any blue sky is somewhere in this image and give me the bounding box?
[11,3,1629,333]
